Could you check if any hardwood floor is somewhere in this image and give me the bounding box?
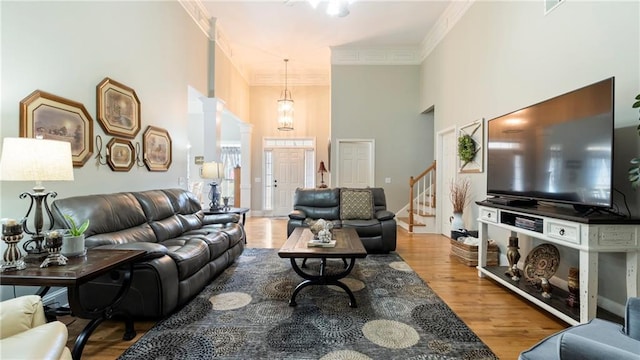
[65,217,566,359]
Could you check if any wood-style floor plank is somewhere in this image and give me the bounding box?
[64,217,566,359]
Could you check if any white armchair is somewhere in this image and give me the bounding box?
[0,295,72,360]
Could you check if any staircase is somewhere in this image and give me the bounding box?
[397,161,438,233]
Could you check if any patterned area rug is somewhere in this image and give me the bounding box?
[119,248,497,359]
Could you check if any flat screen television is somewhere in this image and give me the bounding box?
[486,77,614,210]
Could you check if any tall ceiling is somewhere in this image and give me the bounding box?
[197,0,452,85]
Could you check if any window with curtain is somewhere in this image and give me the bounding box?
[221,146,241,200]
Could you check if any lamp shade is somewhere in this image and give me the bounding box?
[318,161,328,173]
[201,162,224,179]
[0,137,74,182]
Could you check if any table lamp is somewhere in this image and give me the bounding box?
[0,137,74,259]
[317,161,328,188]
[201,161,224,210]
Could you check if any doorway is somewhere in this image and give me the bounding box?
[336,139,375,188]
[437,127,457,236]
[263,138,315,216]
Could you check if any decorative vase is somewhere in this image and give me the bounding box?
[566,267,580,308]
[40,230,68,268]
[1,220,26,272]
[62,234,86,257]
[540,277,552,299]
[505,236,521,281]
[450,212,465,232]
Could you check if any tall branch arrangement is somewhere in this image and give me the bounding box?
[449,177,471,213]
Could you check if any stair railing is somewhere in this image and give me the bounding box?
[408,160,437,232]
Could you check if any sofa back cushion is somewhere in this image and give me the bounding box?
[293,188,340,220]
[133,190,185,241]
[370,187,388,212]
[162,189,204,231]
[52,192,157,247]
[340,188,374,220]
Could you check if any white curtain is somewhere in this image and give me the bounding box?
[220,146,241,198]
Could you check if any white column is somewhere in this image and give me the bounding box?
[201,97,224,162]
[239,122,253,210]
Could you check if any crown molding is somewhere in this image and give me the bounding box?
[331,47,422,65]
[178,0,211,36]
[419,0,474,62]
[251,72,331,87]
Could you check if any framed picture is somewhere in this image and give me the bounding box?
[143,126,172,171]
[96,77,141,138]
[458,119,484,173]
[19,90,93,167]
[106,138,135,172]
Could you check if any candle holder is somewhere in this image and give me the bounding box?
[1,220,26,272]
[40,230,68,268]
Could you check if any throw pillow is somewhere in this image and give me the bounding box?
[340,189,374,220]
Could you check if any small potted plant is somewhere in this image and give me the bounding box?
[62,214,89,257]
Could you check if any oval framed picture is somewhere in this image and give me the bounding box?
[106,138,135,172]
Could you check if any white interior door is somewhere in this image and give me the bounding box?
[438,128,457,236]
[336,139,374,188]
[272,148,305,216]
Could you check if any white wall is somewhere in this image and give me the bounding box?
[331,65,434,212]
[0,1,209,298]
[421,0,640,313]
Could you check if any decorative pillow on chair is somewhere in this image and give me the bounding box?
[340,189,374,220]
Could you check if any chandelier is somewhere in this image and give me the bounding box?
[277,59,294,131]
[308,0,354,17]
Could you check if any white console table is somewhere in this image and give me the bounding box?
[477,202,640,325]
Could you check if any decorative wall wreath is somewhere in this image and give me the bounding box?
[458,134,476,163]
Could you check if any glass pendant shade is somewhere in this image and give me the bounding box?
[277,59,294,131]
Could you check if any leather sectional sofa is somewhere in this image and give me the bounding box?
[287,187,396,253]
[51,188,245,318]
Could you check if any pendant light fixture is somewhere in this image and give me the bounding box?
[277,59,294,131]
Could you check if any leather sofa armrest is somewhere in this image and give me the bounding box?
[0,295,47,338]
[289,209,306,220]
[559,330,640,360]
[203,213,240,225]
[1,321,71,360]
[375,210,395,221]
[94,242,168,261]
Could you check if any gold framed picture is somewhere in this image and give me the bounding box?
[19,90,93,167]
[96,77,141,138]
[106,138,135,172]
[142,126,172,172]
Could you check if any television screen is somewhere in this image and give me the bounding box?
[486,77,614,209]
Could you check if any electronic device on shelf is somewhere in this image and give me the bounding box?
[486,77,615,214]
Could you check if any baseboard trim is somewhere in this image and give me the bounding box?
[42,288,68,308]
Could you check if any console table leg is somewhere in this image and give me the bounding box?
[627,251,639,298]
[579,250,598,323]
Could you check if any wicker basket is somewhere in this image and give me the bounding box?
[450,239,499,267]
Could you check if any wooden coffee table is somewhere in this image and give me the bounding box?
[0,249,145,360]
[278,227,367,307]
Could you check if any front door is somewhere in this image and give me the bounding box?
[272,148,305,216]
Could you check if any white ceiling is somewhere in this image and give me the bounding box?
[197,0,453,85]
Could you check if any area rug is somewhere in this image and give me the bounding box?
[119,248,497,359]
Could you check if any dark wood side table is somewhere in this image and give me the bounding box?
[0,249,145,360]
[204,207,250,225]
